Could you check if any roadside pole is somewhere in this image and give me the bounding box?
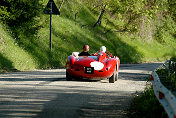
[49,2,52,50]
[44,0,60,67]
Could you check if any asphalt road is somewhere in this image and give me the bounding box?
[0,63,162,118]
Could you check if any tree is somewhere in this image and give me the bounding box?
[93,5,106,27]
[0,0,42,26]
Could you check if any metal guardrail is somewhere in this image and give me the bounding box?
[151,61,176,118]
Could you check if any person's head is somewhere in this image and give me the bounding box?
[83,45,89,52]
[100,46,106,52]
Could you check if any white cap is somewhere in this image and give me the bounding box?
[100,46,106,52]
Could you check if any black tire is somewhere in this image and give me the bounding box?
[109,67,116,83]
[115,71,119,81]
[66,71,72,81]
[115,66,119,81]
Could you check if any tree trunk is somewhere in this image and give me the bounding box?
[75,10,78,25]
[93,5,106,27]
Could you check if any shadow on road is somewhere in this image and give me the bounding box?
[119,63,162,71]
[0,84,131,118]
[0,70,66,82]
[118,63,162,81]
[32,89,131,118]
[119,72,149,81]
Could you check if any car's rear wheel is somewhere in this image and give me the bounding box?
[115,68,119,81]
[109,67,116,83]
[66,71,72,81]
[115,72,118,81]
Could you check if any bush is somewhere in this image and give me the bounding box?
[156,58,176,92]
[128,85,168,118]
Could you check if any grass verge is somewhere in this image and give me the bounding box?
[128,83,168,118]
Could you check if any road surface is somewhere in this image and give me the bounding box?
[0,63,162,118]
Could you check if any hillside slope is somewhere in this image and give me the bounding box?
[0,0,176,72]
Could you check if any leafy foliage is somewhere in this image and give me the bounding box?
[0,0,43,26]
[156,58,176,92]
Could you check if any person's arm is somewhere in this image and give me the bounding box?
[94,51,100,56]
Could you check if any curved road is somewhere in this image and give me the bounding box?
[0,63,161,118]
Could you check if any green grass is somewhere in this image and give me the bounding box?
[0,24,37,72]
[0,0,176,71]
[122,37,176,62]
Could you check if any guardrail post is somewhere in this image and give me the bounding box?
[151,75,154,81]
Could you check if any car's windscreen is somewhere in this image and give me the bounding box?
[88,56,98,61]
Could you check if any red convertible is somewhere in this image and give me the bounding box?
[66,51,120,83]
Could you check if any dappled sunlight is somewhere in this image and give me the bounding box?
[0,81,132,118]
[0,69,66,80]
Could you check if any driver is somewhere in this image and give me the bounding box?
[78,45,91,56]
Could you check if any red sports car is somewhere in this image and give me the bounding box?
[66,51,120,83]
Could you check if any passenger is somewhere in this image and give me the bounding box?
[94,46,106,56]
[100,46,106,53]
[99,46,106,58]
[98,46,106,61]
[78,45,91,56]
